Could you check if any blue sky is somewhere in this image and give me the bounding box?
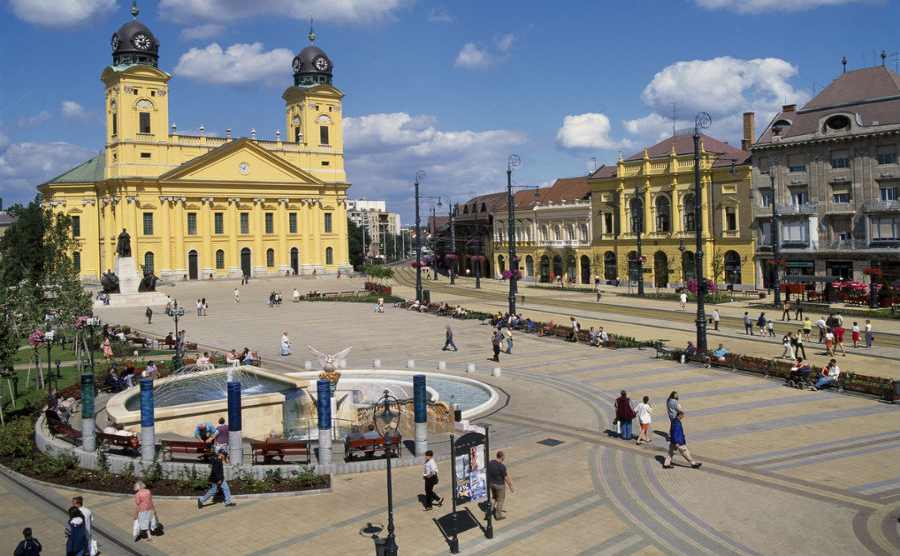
[1,0,898,221]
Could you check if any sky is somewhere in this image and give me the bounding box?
[1,0,899,222]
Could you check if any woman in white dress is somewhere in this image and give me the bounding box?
[635,396,653,445]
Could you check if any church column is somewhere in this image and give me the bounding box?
[102,197,115,272]
[126,195,139,261]
[159,197,171,275]
[278,198,289,272]
[227,198,240,276]
[642,179,652,237]
[173,196,186,276]
[253,197,265,274]
[670,183,681,234]
[201,197,214,276]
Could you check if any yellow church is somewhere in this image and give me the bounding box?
[39,5,352,281]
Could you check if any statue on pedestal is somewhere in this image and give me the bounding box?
[139,270,159,292]
[101,269,120,294]
[116,229,132,258]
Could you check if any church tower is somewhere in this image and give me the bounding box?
[282,26,346,183]
[101,1,171,179]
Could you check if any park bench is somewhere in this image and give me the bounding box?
[161,439,210,461]
[96,431,141,454]
[250,438,310,464]
[654,342,675,359]
[44,410,82,445]
[343,434,402,461]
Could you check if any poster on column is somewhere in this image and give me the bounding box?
[453,431,487,505]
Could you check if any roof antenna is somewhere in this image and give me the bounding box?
[130,0,139,19]
[841,56,847,74]
[308,18,317,44]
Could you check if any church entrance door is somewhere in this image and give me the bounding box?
[240,248,252,278]
[188,250,199,280]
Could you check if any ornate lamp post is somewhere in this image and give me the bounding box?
[692,112,712,353]
[448,203,457,285]
[373,389,401,556]
[414,171,425,301]
[169,303,186,370]
[506,155,521,315]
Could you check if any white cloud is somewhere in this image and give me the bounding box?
[556,113,630,151]
[625,56,809,146]
[180,23,227,41]
[10,0,116,26]
[61,101,87,119]
[428,6,454,22]
[496,33,515,53]
[159,0,406,24]
[17,111,51,128]
[344,112,526,210]
[695,0,865,13]
[0,141,96,199]
[455,43,492,69]
[174,43,295,85]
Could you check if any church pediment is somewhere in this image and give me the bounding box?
[158,138,324,186]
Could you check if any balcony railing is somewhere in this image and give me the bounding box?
[825,203,856,214]
[776,202,818,215]
[820,239,868,250]
[863,200,900,213]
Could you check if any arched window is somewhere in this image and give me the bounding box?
[629,197,643,233]
[73,251,81,273]
[724,250,742,284]
[682,194,696,231]
[143,251,154,274]
[266,248,275,267]
[541,225,549,242]
[565,224,575,241]
[655,196,671,232]
[215,249,225,269]
[325,247,334,265]
[579,223,589,242]
[603,251,617,280]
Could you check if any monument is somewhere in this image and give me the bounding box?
[94,228,169,308]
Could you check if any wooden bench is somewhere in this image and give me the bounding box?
[250,438,310,464]
[45,410,82,445]
[344,435,402,461]
[161,439,210,461]
[96,431,140,454]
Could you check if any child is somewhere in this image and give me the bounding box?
[766,318,775,337]
[851,321,860,348]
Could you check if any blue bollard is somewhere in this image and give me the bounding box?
[316,379,332,465]
[139,379,155,462]
[227,381,242,464]
[414,375,427,456]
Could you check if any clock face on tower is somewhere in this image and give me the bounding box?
[133,33,152,50]
[292,57,302,73]
[111,34,120,50]
[313,56,329,72]
[292,116,301,126]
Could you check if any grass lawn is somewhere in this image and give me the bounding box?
[4,364,80,412]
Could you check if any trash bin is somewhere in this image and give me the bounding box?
[422,289,431,305]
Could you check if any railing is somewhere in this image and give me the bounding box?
[753,205,773,217]
[776,202,818,215]
[820,239,868,250]
[863,200,900,212]
[541,240,585,247]
[825,202,856,214]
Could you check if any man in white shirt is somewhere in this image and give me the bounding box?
[422,450,443,510]
[679,291,688,311]
[815,317,828,343]
[711,309,720,331]
[233,288,240,303]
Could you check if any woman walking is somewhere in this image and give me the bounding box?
[65,506,89,556]
[101,337,113,361]
[614,391,636,441]
[833,324,847,356]
[132,481,155,543]
[280,332,291,356]
[635,396,653,445]
[781,333,795,359]
[794,329,807,359]
[663,392,702,470]
[491,329,502,362]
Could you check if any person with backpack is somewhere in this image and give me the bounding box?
[65,506,88,556]
[614,391,636,441]
[15,528,42,556]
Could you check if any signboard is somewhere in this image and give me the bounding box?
[453,431,487,505]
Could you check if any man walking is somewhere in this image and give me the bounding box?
[865,320,874,348]
[502,326,513,354]
[145,306,153,325]
[711,309,720,331]
[442,325,458,352]
[794,300,804,320]
[233,288,240,303]
[197,450,236,508]
[72,496,94,555]
[743,312,753,335]
[487,451,514,520]
[422,450,443,511]
[663,392,702,470]
[781,300,792,321]
[491,329,501,362]
[679,291,688,311]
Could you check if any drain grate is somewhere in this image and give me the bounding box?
[537,438,564,447]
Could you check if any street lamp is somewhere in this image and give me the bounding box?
[430,198,443,280]
[768,161,782,308]
[692,112,712,353]
[414,171,425,301]
[168,303,186,370]
[448,203,457,285]
[505,154,527,315]
[373,389,401,556]
[633,184,645,296]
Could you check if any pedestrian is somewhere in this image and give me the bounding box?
[781,300,791,321]
[815,316,827,343]
[743,312,753,335]
[196,299,202,317]
[14,527,42,556]
[233,288,240,303]
[663,392,702,469]
[213,417,228,454]
[442,325,458,351]
[766,318,775,337]
[280,331,291,356]
[71,496,94,556]
[422,450,443,511]
[756,312,767,336]
[65,506,88,556]
[679,291,688,311]
[851,321,861,348]
[833,324,847,356]
[569,316,581,342]
[502,326,513,354]
[614,390,636,441]
[487,451,514,520]
[132,481,155,542]
[794,300,804,320]
[596,284,602,302]
[865,320,874,348]
[781,333,795,359]
[794,329,807,360]
[202,298,208,316]
[635,396,653,445]
[824,329,835,357]
[198,449,236,509]
[711,308,720,331]
[145,306,152,325]
[802,317,812,342]
[101,337,113,360]
[491,329,501,362]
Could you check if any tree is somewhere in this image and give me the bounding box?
[710,248,725,285]
[347,217,363,270]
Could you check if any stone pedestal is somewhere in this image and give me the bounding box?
[115,256,141,294]
[94,256,170,308]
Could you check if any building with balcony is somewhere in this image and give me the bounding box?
[347,199,401,259]
[491,177,592,282]
[589,127,755,289]
[751,63,900,285]
[449,192,505,278]
[38,8,351,280]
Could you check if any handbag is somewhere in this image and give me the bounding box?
[90,538,100,556]
[150,513,165,536]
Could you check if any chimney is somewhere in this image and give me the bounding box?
[741,112,755,151]
[782,104,796,113]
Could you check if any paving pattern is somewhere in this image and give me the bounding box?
[2,276,899,555]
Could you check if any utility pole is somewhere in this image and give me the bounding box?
[415,172,424,301]
[507,154,521,315]
[449,204,457,285]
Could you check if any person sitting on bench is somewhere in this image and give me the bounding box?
[815,359,840,391]
[788,358,812,385]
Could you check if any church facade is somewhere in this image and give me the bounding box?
[39,6,352,281]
